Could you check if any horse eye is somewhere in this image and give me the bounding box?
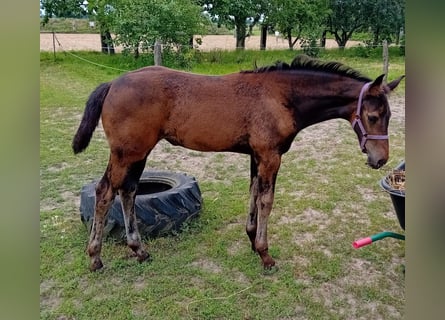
[368,115,378,124]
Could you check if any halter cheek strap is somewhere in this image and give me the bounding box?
[351,82,389,153]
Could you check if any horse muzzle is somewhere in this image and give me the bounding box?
[367,158,387,169]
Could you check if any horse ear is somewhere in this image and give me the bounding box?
[368,74,386,95]
[387,75,405,92]
[372,74,386,87]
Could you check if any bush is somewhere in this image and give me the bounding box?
[300,37,320,58]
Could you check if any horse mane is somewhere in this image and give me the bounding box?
[244,54,371,82]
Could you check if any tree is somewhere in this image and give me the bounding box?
[201,1,264,50]
[87,0,117,54]
[326,0,405,48]
[365,0,405,46]
[254,0,272,50]
[268,0,329,50]
[40,0,87,24]
[40,0,116,53]
[326,0,368,48]
[110,0,205,58]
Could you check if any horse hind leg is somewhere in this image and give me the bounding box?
[87,165,116,271]
[118,158,150,263]
[87,155,149,271]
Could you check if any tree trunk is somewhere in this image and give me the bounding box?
[395,26,403,45]
[320,30,327,48]
[373,28,380,46]
[334,32,347,49]
[100,30,115,55]
[286,30,293,50]
[395,28,400,45]
[260,24,268,50]
[235,23,247,50]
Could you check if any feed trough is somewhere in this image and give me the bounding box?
[353,161,405,248]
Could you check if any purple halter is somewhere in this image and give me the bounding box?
[351,82,388,153]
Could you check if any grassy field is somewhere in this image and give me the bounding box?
[40,49,405,319]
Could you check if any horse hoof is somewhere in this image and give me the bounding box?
[262,259,276,269]
[90,259,104,272]
[258,249,275,269]
[137,251,151,263]
[262,264,279,275]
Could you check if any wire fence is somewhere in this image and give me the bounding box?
[41,32,402,53]
[40,32,403,73]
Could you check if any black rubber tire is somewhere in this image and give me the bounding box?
[79,170,202,240]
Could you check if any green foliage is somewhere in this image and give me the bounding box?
[86,0,118,31]
[41,0,405,53]
[162,47,197,69]
[204,23,234,35]
[40,0,88,24]
[327,0,366,48]
[300,37,320,58]
[110,0,206,57]
[268,0,329,50]
[202,0,267,49]
[365,0,405,45]
[327,0,405,48]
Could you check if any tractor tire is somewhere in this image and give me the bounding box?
[79,170,202,240]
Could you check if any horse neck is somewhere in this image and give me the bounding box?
[283,75,364,129]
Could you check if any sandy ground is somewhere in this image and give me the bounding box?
[40,33,361,52]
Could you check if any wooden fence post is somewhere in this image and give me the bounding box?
[52,31,56,61]
[154,40,162,66]
[382,40,388,83]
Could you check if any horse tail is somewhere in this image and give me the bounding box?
[72,82,111,154]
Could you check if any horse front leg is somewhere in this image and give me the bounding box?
[246,155,259,252]
[255,153,281,269]
[87,172,116,271]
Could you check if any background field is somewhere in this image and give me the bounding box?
[40,33,362,52]
[40,49,405,319]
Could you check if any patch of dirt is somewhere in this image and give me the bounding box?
[189,258,223,274]
[305,257,404,319]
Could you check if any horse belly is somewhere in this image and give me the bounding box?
[165,110,248,152]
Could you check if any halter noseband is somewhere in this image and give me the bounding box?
[351,82,388,153]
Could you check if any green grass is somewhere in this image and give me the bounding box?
[40,49,405,319]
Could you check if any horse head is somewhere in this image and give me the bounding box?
[352,74,404,169]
